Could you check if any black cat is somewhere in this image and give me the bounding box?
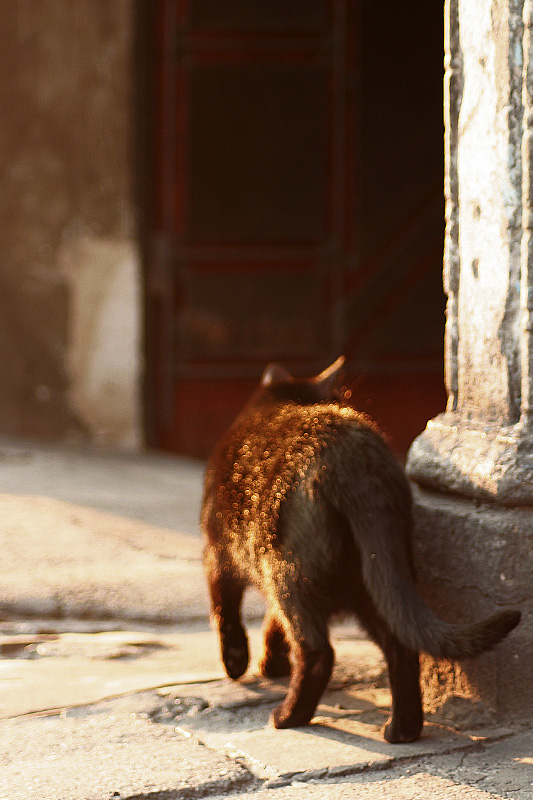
[201,357,521,742]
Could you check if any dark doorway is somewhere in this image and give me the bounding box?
[136,1,445,457]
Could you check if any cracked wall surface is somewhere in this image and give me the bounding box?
[408,0,532,717]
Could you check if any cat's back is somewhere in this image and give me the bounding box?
[203,398,387,515]
[211,400,372,472]
[202,392,412,570]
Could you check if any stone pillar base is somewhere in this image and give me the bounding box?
[410,485,532,720]
[407,413,533,507]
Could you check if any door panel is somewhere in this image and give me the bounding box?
[188,63,330,242]
[177,266,327,361]
[189,0,330,32]
[142,0,446,457]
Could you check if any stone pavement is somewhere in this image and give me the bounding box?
[0,438,532,799]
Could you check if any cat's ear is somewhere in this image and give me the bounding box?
[312,356,346,397]
[261,362,294,387]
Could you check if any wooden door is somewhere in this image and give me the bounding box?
[139,0,445,457]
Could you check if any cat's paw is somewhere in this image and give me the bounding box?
[221,630,249,680]
[270,701,314,729]
[383,717,423,743]
[223,645,248,679]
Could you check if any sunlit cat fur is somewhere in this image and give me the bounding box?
[201,357,521,742]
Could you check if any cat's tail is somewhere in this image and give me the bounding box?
[347,516,521,659]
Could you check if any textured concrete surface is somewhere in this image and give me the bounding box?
[410,485,532,719]
[0,440,531,799]
[0,439,264,624]
[0,438,205,534]
[2,622,531,800]
[1,695,254,800]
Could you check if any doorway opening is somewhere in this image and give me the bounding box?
[135,1,445,457]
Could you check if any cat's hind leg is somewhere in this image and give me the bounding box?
[204,545,249,680]
[354,596,423,743]
[271,635,334,729]
[268,596,334,729]
[259,611,291,678]
[380,638,422,743]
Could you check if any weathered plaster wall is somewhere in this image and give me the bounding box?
[59,237,142,449]
[0,1,141,447]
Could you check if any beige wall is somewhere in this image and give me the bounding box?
[0,0,142,447]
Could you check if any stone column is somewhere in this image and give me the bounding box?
[406,0,532,719]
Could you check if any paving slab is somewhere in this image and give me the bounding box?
[178,699,511,787]
[0,492,206,621]
[3,701,529,800]
[448,730,533,798]
[0,623,374,720]
[0,695,254,800]
[209,759,533,800]
[212,728,533,800]
[1,669,525,800]
[2,623,521,799]
[0,627,224,718]
[0,628,530,800]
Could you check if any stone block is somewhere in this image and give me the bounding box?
[410,485,532,719]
